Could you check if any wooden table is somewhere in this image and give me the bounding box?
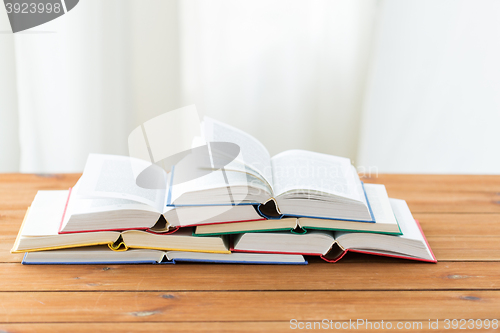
[0,174,499,332]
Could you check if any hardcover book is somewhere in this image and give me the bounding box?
[11,190,230,254]
[194,183,401,236]
[22,245,307,265]
[168,117,376,223]
[231,199,436,263]
[59,153,264,234]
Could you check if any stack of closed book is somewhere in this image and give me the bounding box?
[11,118,436,265]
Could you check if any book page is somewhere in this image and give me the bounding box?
[363,184,398,226]
[68,197,160,215]
[333,198,433,261]
[169,167,271,205]
[204,117,273,189]
[21,190,69,236]
[335,199,424,243]
[76,154,167,212]
[271,150,364,202]
[387,198,423,241]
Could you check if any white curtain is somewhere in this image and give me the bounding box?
[357,0,500,173]
[178,0,376,159]
[1,0,135,172]
[0,11,20,171]
[1,0,499,174]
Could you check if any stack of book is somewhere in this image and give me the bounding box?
[11,118,436,265]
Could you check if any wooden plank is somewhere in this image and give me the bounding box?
[0,261,499,292]
[427,236,500,261]
[2,322,498,333]
[363,174,500,213]
[0,241,23,263]
[0,210,26,234]
[0,291,498,322]
[0,323,286,333]
[0,210,29,263]
[410,213,500,261]
[0,174,80,210]
[415,213,500,236]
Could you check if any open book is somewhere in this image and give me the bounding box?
[232,199,436,263]
[61,111,380,232]
[22,245,307,265]
[11,191,230,254]
[58,154,264,233]
[194,184,401,235]
[168,117,375,222]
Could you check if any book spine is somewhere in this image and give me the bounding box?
[256,198,284,219]
[320,250,348,263]
[145,227,180,235]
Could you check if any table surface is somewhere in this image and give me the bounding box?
[0,174,499,332]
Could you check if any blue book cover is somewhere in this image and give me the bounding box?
[22,250,308,265]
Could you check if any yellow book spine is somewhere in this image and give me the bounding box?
[108,240,129,252]
[11,241,115,254]
[12,211,230,255]
[108,244,231,254]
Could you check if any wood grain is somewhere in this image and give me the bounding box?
[0,174,79,210]
[1,174,499,331]
[363,174,500,213]
[0,291,498,322]
[1,322,498,333]
[415,213,500,236]
[427,236,500,260]
[0,261,499,292]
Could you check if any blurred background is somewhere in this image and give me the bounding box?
[1,0,499,174]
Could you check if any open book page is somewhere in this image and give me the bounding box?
[75,154,167,212]
[271,150,365,202]
[68,197,161,215]
[204,117,273,189]
[21,190,69,236]
[233,230,335,255]
[363,184,398,226]
[387,199,424,241]
[169,167,271,205]
[333,198,433,260]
